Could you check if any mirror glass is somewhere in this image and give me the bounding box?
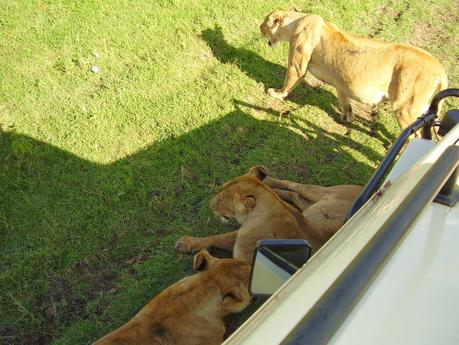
[249,240,311,297]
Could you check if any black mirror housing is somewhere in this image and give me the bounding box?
[249,239,312,297]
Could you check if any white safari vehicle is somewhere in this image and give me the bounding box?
[224,89,459,345]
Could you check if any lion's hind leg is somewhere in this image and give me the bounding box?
[390,69,441,136]
[396,98,432,138]
[263,176,329,203]
[272,188,312,212]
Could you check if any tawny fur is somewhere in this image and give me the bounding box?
[93,251,250,345]
[260,9,448,133]
[175,167,362,262]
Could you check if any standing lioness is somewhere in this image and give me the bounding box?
[260,9,448,131]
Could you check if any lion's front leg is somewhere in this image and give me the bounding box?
[175,231,238,254]
[268,44,310,100]
[268,66,302,100]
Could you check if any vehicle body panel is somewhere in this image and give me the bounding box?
[224,124,459,345]
[329,202,459,345]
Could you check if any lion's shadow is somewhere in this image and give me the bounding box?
[201,27,397,146]
[201,27,341,119]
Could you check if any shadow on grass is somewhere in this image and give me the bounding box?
[233,99,385,166]
[201,27,341,119]
[0,106,376,345]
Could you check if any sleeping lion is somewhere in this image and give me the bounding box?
[93,251,250,345]
[175,167,362,262]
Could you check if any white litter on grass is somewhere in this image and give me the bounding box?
[91,65,100,73]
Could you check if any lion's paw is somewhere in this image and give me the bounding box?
[175,236,205,254]
[341,113,354,123]
[267,88,287,99]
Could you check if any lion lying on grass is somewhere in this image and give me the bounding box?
[93,250,250,345]
[175,167,362,262]
[260,8,447,132]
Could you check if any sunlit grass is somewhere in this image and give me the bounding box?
[0,0,458,343]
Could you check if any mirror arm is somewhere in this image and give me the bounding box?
[258,246,298,275]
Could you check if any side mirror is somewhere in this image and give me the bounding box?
[249,239,312,297]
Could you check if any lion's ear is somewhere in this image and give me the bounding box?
[235,194,256,214]
[193,250,216,271]
[246,166,268,181]
[271,12,283,26]
[288,6,301,12]
[222,282,251,314]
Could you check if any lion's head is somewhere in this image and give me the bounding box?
[260,8,303,48]
[209,166,268,223]
[193,250,251,314]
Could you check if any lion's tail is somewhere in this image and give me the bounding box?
[435,71,448,117]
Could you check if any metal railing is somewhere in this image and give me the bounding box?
[346,88,459,221]
[285,145,459,345]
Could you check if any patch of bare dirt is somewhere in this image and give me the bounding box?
[352,101,378,121]
[408,21,452,48]
[369,1,410,38]
[22,260,119,345]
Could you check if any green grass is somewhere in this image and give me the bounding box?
[1,0,458,343]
